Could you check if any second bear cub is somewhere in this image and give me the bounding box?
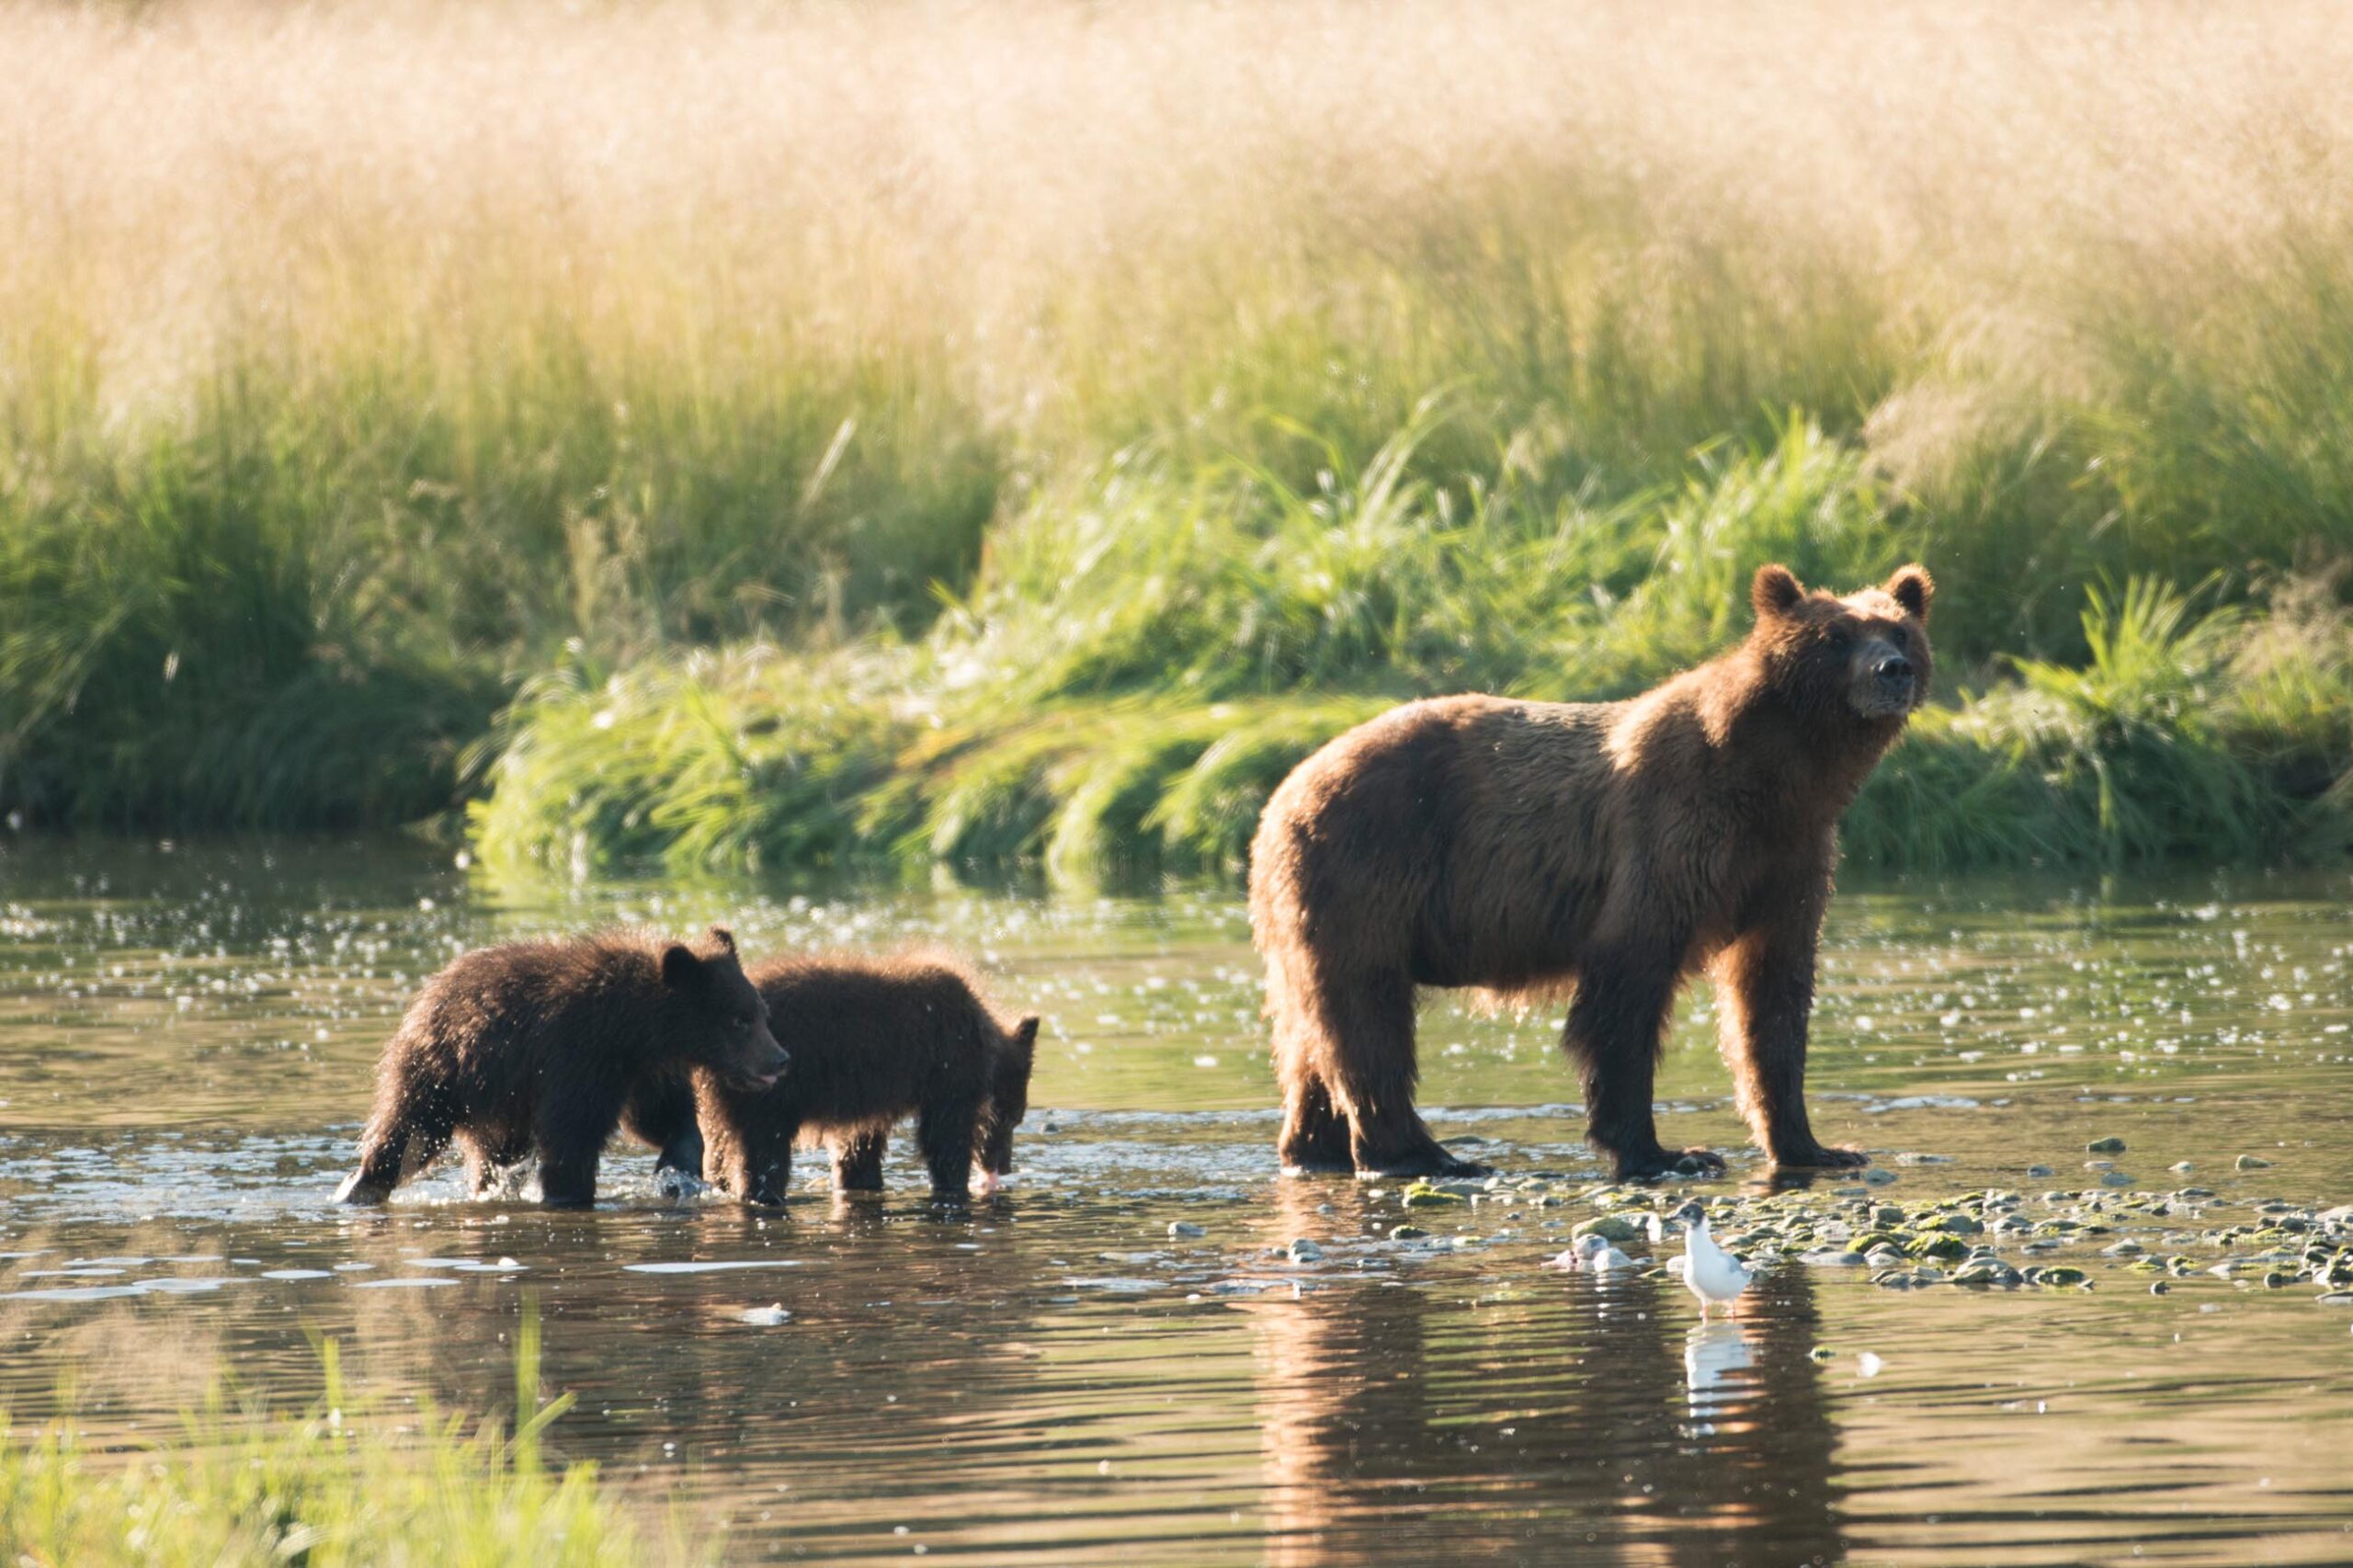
[624,952,1039,1204]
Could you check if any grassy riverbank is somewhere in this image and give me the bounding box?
[4,2,2351,864]
[472,505,2353,879]
[0,1318,688,1567]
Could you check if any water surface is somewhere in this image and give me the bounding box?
[1,839,2349,1564]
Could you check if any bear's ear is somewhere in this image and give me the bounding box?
[660,943,700,989]
[703,924,737,957]
[1011,1015,1040,1052]
[1886,563,1933,621]
[1752,563,1805,619]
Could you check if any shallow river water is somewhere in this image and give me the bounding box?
[1,839,2349,1565]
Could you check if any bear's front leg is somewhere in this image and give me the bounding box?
[832,1131,887,1192]
[1563,943,1723,1179]
[706,1108,797,1207]
[1711,908,1867,1170]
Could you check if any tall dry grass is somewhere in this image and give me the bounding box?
[5,0,2352,836]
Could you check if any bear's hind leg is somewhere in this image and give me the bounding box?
[620,1074,707,1190]
[460,1127,532,1199]
[335,1092,455,1204]
[1312,970,1487,1179]
[1277,1069,1354,1173]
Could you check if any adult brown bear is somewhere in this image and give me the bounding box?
[1247,563,1932,1180]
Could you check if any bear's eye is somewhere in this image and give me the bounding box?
[1888,625,1908,650]
[1828,628,1853,653]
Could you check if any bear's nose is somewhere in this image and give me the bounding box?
[1875,654,1913,684]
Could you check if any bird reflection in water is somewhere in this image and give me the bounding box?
[1682,1319,1756,1436]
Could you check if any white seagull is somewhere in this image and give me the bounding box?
[1677,1200,1753,1318]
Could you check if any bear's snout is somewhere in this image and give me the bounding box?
[733,1028,790,1090]
[1849,636,1925,717]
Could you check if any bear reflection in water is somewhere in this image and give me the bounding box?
[1244,1191,1840,1567]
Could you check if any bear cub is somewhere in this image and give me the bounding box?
[624,952,1039,1205]
[335,926,786,1208]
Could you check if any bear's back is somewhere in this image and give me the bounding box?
[746,953,997,1125]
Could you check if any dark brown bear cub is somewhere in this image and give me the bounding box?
[623,953,1039,1205]
[1248,563,1934,1181]
[335,926,785,1208]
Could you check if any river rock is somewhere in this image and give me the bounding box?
[1574,1214,1644,1244]
[1952,1257,2022,1287]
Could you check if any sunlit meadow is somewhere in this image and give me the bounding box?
[3,0,2350,858]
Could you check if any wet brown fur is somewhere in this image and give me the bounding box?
[1247,564,1934,1179]
[335,926,785,1208]
[623,950,1040,1205]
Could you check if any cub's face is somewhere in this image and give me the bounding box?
[1750,563,1934,723]
[979,1016,1040,1179]
[661,926,788,1090]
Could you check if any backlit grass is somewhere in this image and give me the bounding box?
[0,1312,693,1567]
[6,1,2353,854]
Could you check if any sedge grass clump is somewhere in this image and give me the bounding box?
[479,563,2353,881]
[0,1312,692,1568]
[1847,577,2353,869]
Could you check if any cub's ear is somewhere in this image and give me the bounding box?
[1751,563,1805,619]
[703,924,737,956]
[1011,1015,1040,1053]
[1886,563,1934,621]
[660,943,700,988]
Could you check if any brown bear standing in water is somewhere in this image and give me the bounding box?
[335,926,786,1208]
[622,952,1040,1205]
[1247,563,1933,1181]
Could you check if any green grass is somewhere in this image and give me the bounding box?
[9,3,2353,859]
[465,390,2353,881]
[0,343,995,830]
[0,1312,692,1568]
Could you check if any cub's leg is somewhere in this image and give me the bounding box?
[705,1105,799,1207]
[620,1074,706,1185]
[533,1079,633,1209]
[460,1125,534,1198]
[915,1095,982,1202]
[831,1130,888,1193]
[336,1080,457,1204]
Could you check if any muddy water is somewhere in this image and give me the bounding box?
[1,838,2349,1565]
